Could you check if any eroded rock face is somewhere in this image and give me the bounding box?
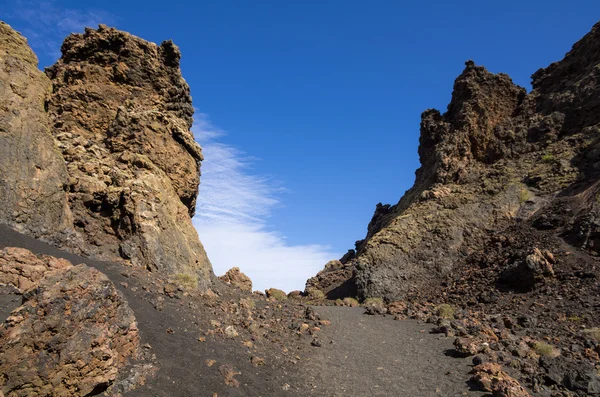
[0,263,139,396]
[44,25,212,286]
[309,21,600,300]
[0,22,72,240]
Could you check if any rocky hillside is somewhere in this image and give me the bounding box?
[308,21,600,302]
[0,23,213,287]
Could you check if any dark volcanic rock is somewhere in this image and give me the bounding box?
[0,22,72,241]
[43,25,213,286]
[497,248,555,291]
[0,263,139,396]
[305,259,357,299]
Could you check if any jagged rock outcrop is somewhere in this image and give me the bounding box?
[42,25,212,286]
[308,21,600,300]
[0,22,213,287]
[0,258,139,396]
[0,22,72,240]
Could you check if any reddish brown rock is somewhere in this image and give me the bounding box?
[471,363,531,397]
[0,246,72,293]
[219,364,241,387]
[287,290,304,299]
[219,267,252,292]
[0,264,139,396]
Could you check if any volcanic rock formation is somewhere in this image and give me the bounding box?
[0,22,213,287]
[45,25,212,285]
[308,21,600,301]
[0,246,72,293]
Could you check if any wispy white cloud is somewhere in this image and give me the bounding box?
[192,114,338,293]
[5,0,115,61]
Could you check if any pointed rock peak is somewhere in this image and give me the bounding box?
[415,60,526,179]
[445,61,525,126]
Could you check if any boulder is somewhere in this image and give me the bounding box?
[0,246,72,293]
[219,267,252,292]
[265,288,287,301]
[471,363,531,397]
[0,264,139,396]
[498,248,555,291]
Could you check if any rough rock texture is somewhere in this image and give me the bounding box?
[309,21,600,301]
[218,267,252,292]
[0,263,139,396]
[0,246,72,293]
[471,363,531,397]
[305,260,356,299]
[43,25,212,286]
[0,22,72,240]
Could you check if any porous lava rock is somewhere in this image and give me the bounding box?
[0,263,139,396]
[0,246,72,293]
[0,22,72,241]
[44,25,213,286]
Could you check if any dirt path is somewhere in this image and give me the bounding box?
[0,225,295,396]
[295,306,484,397]
[0,225,484,397]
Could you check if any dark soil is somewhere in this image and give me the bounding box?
[295,306,485,397]
[0,224,488,396]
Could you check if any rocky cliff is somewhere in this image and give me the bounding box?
[0,23,213,287]
[0,22,72,241]
[308,21,600,301]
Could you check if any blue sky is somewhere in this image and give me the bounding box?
[3,0,600,291]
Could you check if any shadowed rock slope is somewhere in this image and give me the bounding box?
[308,21,600,302]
